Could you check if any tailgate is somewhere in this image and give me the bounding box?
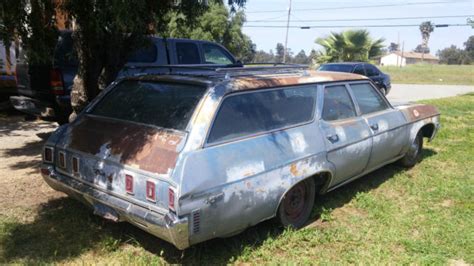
[56,115,185,210]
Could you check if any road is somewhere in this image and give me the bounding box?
[387,84,474,104]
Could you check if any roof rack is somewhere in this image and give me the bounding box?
[129,64,310,79]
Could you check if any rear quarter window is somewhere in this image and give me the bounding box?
[207,86,317,144]
[90,81,206,130]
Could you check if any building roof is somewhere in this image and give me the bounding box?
[391,51,439,60]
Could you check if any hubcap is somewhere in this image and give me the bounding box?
[283,182,307,221]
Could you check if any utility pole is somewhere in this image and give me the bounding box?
[283,0,292,63]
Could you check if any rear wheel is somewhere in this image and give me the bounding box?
[399,132,423,168]
[278,178,315,228]
[380,86,387,95]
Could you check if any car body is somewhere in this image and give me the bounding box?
[40,67,440,250]
[11,31,240,123]
[318,62,391,95]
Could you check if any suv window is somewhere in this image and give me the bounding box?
[127,43,157,63]
[208,86,317,144]
[322,85,356,121]
[54,32,78,67]
[350,83,388,114]
[91,81,206,130]
[203,44,233,65]
[364,64,379,76]
[176,42,201,64]
[319,64,353,73]
[353,65,365,75]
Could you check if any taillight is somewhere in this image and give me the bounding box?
[58,151,66,168]
[72,156,79,174]
[43,147,53,163]
[169,187,176,211]
[125,174,134,194]
[146,180,156,202]
[50,69,65,95]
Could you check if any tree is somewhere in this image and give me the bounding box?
[252,49,275,63]
[275,43,285,63]
[3,0,246,121]
[315,30,385,63]
[437,45,471,65]
[464,35,474,61]
[293,50,309,64]
[164,2,255,63]
[419,21,434,61]
[414,44,430,54]
[388,42,399,52]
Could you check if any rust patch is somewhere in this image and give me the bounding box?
[232,70,367,91]
[67,116,184,174]
[290,163,299,177]
[399,104,440,122]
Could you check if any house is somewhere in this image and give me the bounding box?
[379,51,439,67]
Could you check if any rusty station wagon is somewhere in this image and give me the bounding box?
[40,66,440,249]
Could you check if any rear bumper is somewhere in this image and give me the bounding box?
[40,164,190,250]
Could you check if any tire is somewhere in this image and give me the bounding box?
[398,131,423,168]
[380,86,387,95]
[278,178,316,228]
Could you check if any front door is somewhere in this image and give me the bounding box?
[319,84,372,185]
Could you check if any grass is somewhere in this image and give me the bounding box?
[380,64,474,85]
[1,94,473,264]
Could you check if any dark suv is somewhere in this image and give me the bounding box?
[317,62,391,95]
[11,31,240,124]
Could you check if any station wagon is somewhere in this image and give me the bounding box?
[41,67,440,249]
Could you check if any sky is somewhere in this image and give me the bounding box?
[240,0,474,55]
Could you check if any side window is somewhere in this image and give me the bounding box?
[365,64,379,76]
[322,85,356,121]
[176,42,201,64]
[353,65,365,76]
[350,83,389,114]
[202,44,233,65]
[127,44,158,63]
[207,86,317,144]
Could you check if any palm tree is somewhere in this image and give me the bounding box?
[315,30,385,63]
[419,21,434,62]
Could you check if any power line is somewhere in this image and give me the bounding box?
[247,15,474,23]
[246,1,470,14]
[243,23,471,29]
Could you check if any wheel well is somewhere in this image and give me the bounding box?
[311,171,332,194]
[420,123,435,139]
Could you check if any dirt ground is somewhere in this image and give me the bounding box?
[0,112,62,221]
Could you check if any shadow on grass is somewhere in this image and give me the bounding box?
[1,149,437,264]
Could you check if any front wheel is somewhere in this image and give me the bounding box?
[278,178,316,228]
[398,132,423,168]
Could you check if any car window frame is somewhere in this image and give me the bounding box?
[204,84,318,147]
[201,43,235,65]
[346,80,393,116]
[319,82,359,122]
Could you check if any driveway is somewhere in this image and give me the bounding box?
[387,84,474,104]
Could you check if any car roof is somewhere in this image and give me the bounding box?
[321,62,366,66]
[129,68,368,94]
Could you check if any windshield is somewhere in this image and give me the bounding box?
[318,64,354,73]
[90,80,206,130]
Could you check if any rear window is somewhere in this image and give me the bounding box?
[90,81,206,130]
[127,43,158,63]
[207,86,317,144]
[319,64,354,73]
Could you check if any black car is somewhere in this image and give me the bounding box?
[317,62,391,95]
[11,31,241,124]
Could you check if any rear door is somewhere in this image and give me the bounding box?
[318,83,372,185]
[348,81,408,170]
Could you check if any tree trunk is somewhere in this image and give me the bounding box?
[69,27,103,122]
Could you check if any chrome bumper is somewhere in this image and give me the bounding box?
[41,164,190,250]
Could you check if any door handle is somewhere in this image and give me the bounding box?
[327,134,339,143]
[370,123,379,131]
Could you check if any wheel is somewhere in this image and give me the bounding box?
[278,178,316,228]
[398,131,423,168]
[380,86,387,95]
